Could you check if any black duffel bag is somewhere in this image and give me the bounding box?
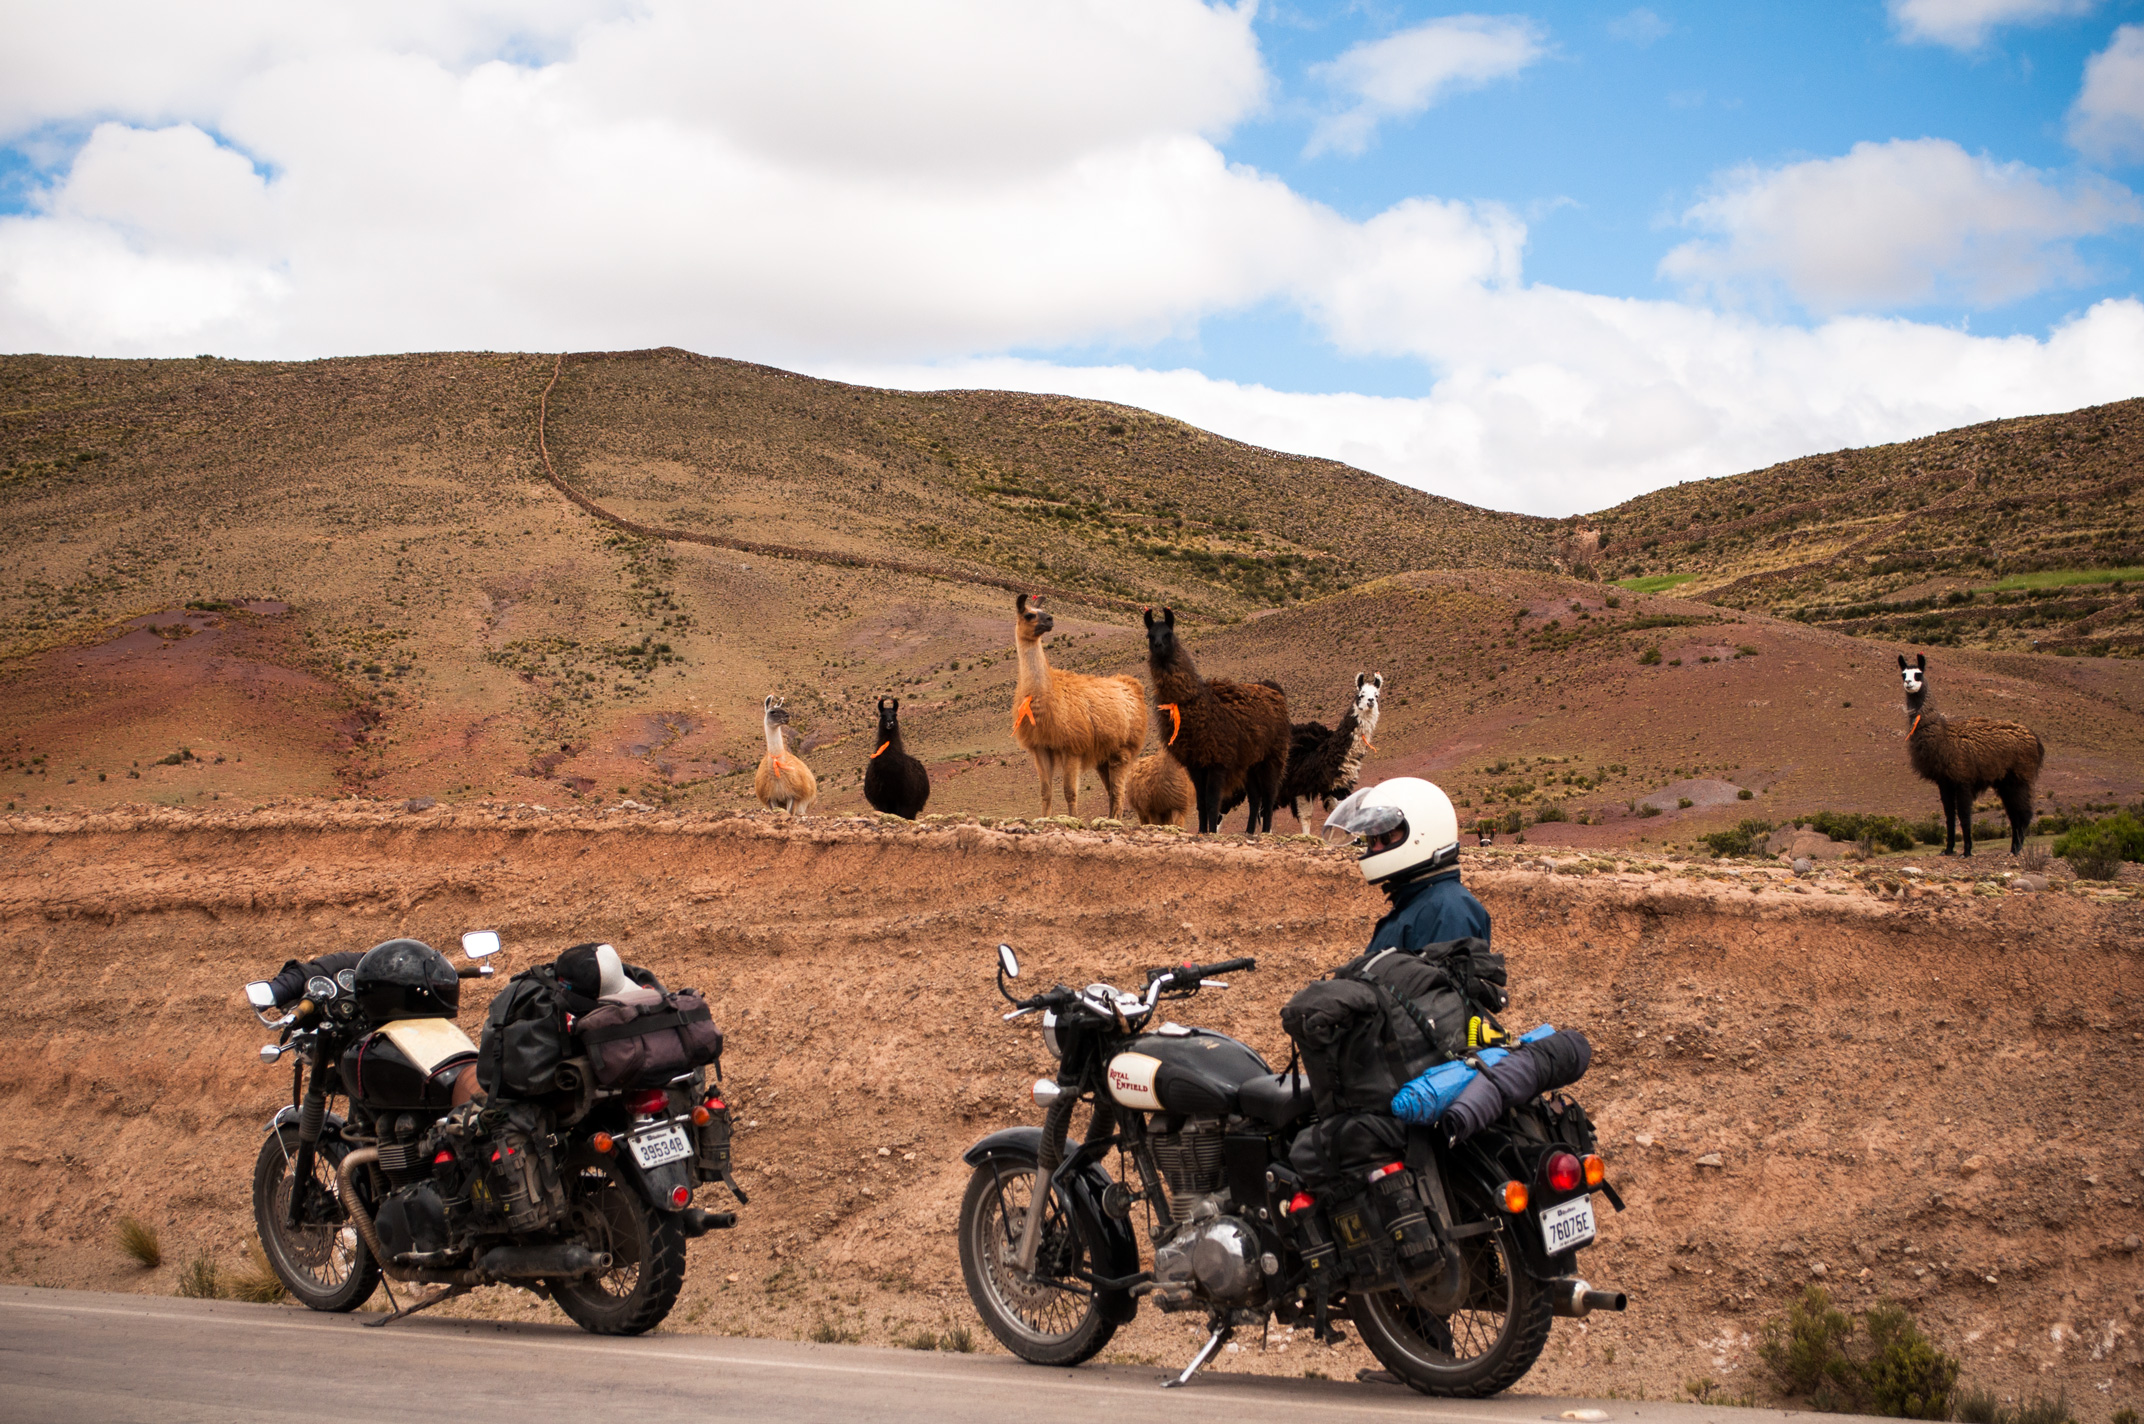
[476,966,571,1099]
[575,989,724,1089]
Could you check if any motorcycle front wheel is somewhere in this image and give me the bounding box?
[252,1125,381,1312]
[548,1156,688,1336]
[957,1156,1117,1366]
[1350,1213,1554,1398]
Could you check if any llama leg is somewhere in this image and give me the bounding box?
[1939,784,1957,855]
[1959,787,1975,857]
[1193,769,1219,834]
[1997,773,2032,854]
[1031,751,1055,815]
[1102,757,1129,821]
[1062,760,1080,818]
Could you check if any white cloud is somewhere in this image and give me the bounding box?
[1887,0,2096,50]
[2069,24,2144,161]
[1606,9,1672,47]
[1305,14,1545,158]
[1660,138,2140,312]
[1,1,2140,519]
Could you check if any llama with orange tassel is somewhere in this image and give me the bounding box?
[1010,594,1145,819]
[754,694,817,816]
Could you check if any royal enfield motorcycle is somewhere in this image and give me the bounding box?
[242,931,742,1333]
[957,945,1627,1395]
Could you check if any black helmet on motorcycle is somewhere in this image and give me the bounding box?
[352,938,460,1021]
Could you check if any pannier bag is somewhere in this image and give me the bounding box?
[476,966,571,1099]
[575,988,724,1089]
[423,1100,567,1234]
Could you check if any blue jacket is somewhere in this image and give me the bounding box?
[1365,869,1490,955]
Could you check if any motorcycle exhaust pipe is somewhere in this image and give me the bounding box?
[476,1244,612,1279]
[1551,1277,1629,1318]
[334,1148,423,1284]
[679,1208,736,1238]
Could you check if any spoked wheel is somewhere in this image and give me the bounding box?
[251,1125,380,1312]
[957,1156,1116,1366]
[548,1156,688,1336]
[1351,1213,1554,1397]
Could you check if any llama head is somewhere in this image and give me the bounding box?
[763,693,790,728]
[1898,653,1926,697]
[1353,672,1383,734]
[1014,592,1054,642]
[876,697,901,738]
[1141,605,1179,662]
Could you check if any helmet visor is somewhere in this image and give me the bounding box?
[1321,786,1407,848]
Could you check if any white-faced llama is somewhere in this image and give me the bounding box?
[1010,594,1146,819]
[863,696,930,820]
[1899,653,2043,855]
[753,694,818,816]
[1222,671,1383,830]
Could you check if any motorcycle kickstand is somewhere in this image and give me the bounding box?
[363,1281,473,1328]
[1160,1323,1233,1389]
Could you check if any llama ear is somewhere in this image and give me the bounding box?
[1357,672,1367,690]
[1917,654,1927,671]
[1142,607,1155,627]
[1371,674,1383,690]
[1897,655,1906,670]
[1016,593,1029,614]
[1163,607,1175,627]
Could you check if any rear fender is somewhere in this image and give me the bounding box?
[1438,1144,1572,1281]
[963,1127,1141,1324]
[602,1145,697,1214]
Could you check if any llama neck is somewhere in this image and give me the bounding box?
[1150,649,1206,706]
[1905,687,1932,725]
[1015,637,1053,700]
[878,725,903,753]
[763,720,787,758]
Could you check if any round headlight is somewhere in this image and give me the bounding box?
[1041,1009,1063,1061]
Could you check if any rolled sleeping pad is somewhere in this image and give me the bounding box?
[1391,1058,1477,1125]
[1441,1029,1594,1144]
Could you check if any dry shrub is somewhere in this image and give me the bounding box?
[226,1239,290,1304]
[174,1256,223,1300]
[1758,1288,1957,1418]
[115,1215,162,1269]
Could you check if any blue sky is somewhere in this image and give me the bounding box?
[2,2,2141,514]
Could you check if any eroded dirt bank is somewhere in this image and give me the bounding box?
[1,806,2139,1413]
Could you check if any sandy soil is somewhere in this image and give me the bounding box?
[1,805,2138,1414]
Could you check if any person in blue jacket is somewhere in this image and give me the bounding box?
[1322,776,1489,949]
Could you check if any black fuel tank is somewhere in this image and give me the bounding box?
[1114,1027,1271,1116]
[339,1030,474,1111]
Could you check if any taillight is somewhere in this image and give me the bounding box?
[627,1089,670,1116]
[1544,1152,1583,1195]
[670,1185,691,1208]
[1502,1180,1529,1213]
[1366,1161,1406,1183]
[432,1150,453,1165]
[691,1105,712,1126]
[1583,1153,1606,1187]
[591,1132,615,1154]
[1284,1192,1315,1216]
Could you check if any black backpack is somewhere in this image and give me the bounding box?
[476,966,572,1099]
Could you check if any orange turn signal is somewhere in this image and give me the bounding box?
[592,1132,615,1155]
[691,1105,712,1126]
[1502,1180,1529,1213]
[1583,1154,1606,1187]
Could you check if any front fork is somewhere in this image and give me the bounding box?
[285,1062,331,1230]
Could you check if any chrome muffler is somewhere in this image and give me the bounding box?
[1550,1276,1629,1318]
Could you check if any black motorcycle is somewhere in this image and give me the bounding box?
[242,931,742,1334]
[957,945,1626,1394]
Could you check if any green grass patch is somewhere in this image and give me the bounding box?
[1615,573,1699,594]
[1979,565,2144,592]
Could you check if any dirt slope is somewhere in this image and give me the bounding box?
[2,808,2138,1413]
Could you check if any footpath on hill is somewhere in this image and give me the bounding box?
[1,804,2138,1412]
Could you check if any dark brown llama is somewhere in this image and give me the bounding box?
[1142,607,1290,834]
[1222,672,1382,829]
[863,697,931,820]
[1899,653,2045,855]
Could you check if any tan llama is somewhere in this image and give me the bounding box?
[1126,750,1193,827]
[753,694,817,816]
[1010,594,1145,819]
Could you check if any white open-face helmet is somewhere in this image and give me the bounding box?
[1322,777,1461,884]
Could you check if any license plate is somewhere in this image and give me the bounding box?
[629,1124,691,1169]
[1539,1195,1596,1252]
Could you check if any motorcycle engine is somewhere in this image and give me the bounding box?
[1152,1206,1266,1309]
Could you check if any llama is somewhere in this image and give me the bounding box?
[1225,672,1383,830]
[863,696,930,820]
[1011,594,1146,819]
[753,694,817,816]
[1126,750,1193,827]
[1143,606,1290,834]
[1899,653,2044,855]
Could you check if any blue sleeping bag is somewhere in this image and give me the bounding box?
[1389,1025,1555,1125]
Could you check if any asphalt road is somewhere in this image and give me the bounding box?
[1,1286,1825,1424]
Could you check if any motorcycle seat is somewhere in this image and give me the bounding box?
[1237,1072,1312,1128]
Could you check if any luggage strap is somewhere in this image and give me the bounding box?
[578,1001,711,1047]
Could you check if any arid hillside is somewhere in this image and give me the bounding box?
[1,808,2138,1414]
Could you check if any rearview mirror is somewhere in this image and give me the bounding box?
[462,930,501,959]
[997,943,1019,979]
[245,981,277,1010]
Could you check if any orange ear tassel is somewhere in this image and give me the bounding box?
[1014,695,1036,730]
[1158,702,1181,745]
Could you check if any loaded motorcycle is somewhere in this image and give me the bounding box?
[957,945,1626,1395]
[242,931,742,1333]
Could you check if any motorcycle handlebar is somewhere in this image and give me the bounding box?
[1160,956,1256,987]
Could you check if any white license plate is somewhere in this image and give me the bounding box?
[629,1124,692,1169]
[1539,1195,1596,1252]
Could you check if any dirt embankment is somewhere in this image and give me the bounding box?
[1,807,2139,1413]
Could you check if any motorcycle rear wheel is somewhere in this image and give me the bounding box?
[252,1125,381,1312]
[957,1156,1116,1366]
[548,1157,688,1336]
[1350,1215,1554,1398]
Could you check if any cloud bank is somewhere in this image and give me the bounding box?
[1887,0,2098,50]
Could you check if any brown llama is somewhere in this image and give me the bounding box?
[1125,750,1193,827]
[1899,653,2043,855]
[1222,671,1383,830]
[1010,594,1146,819]
[1142,606,1290,834]
[753,694,817,816]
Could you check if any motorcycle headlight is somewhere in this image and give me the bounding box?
[1041,1009,1063,1061]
